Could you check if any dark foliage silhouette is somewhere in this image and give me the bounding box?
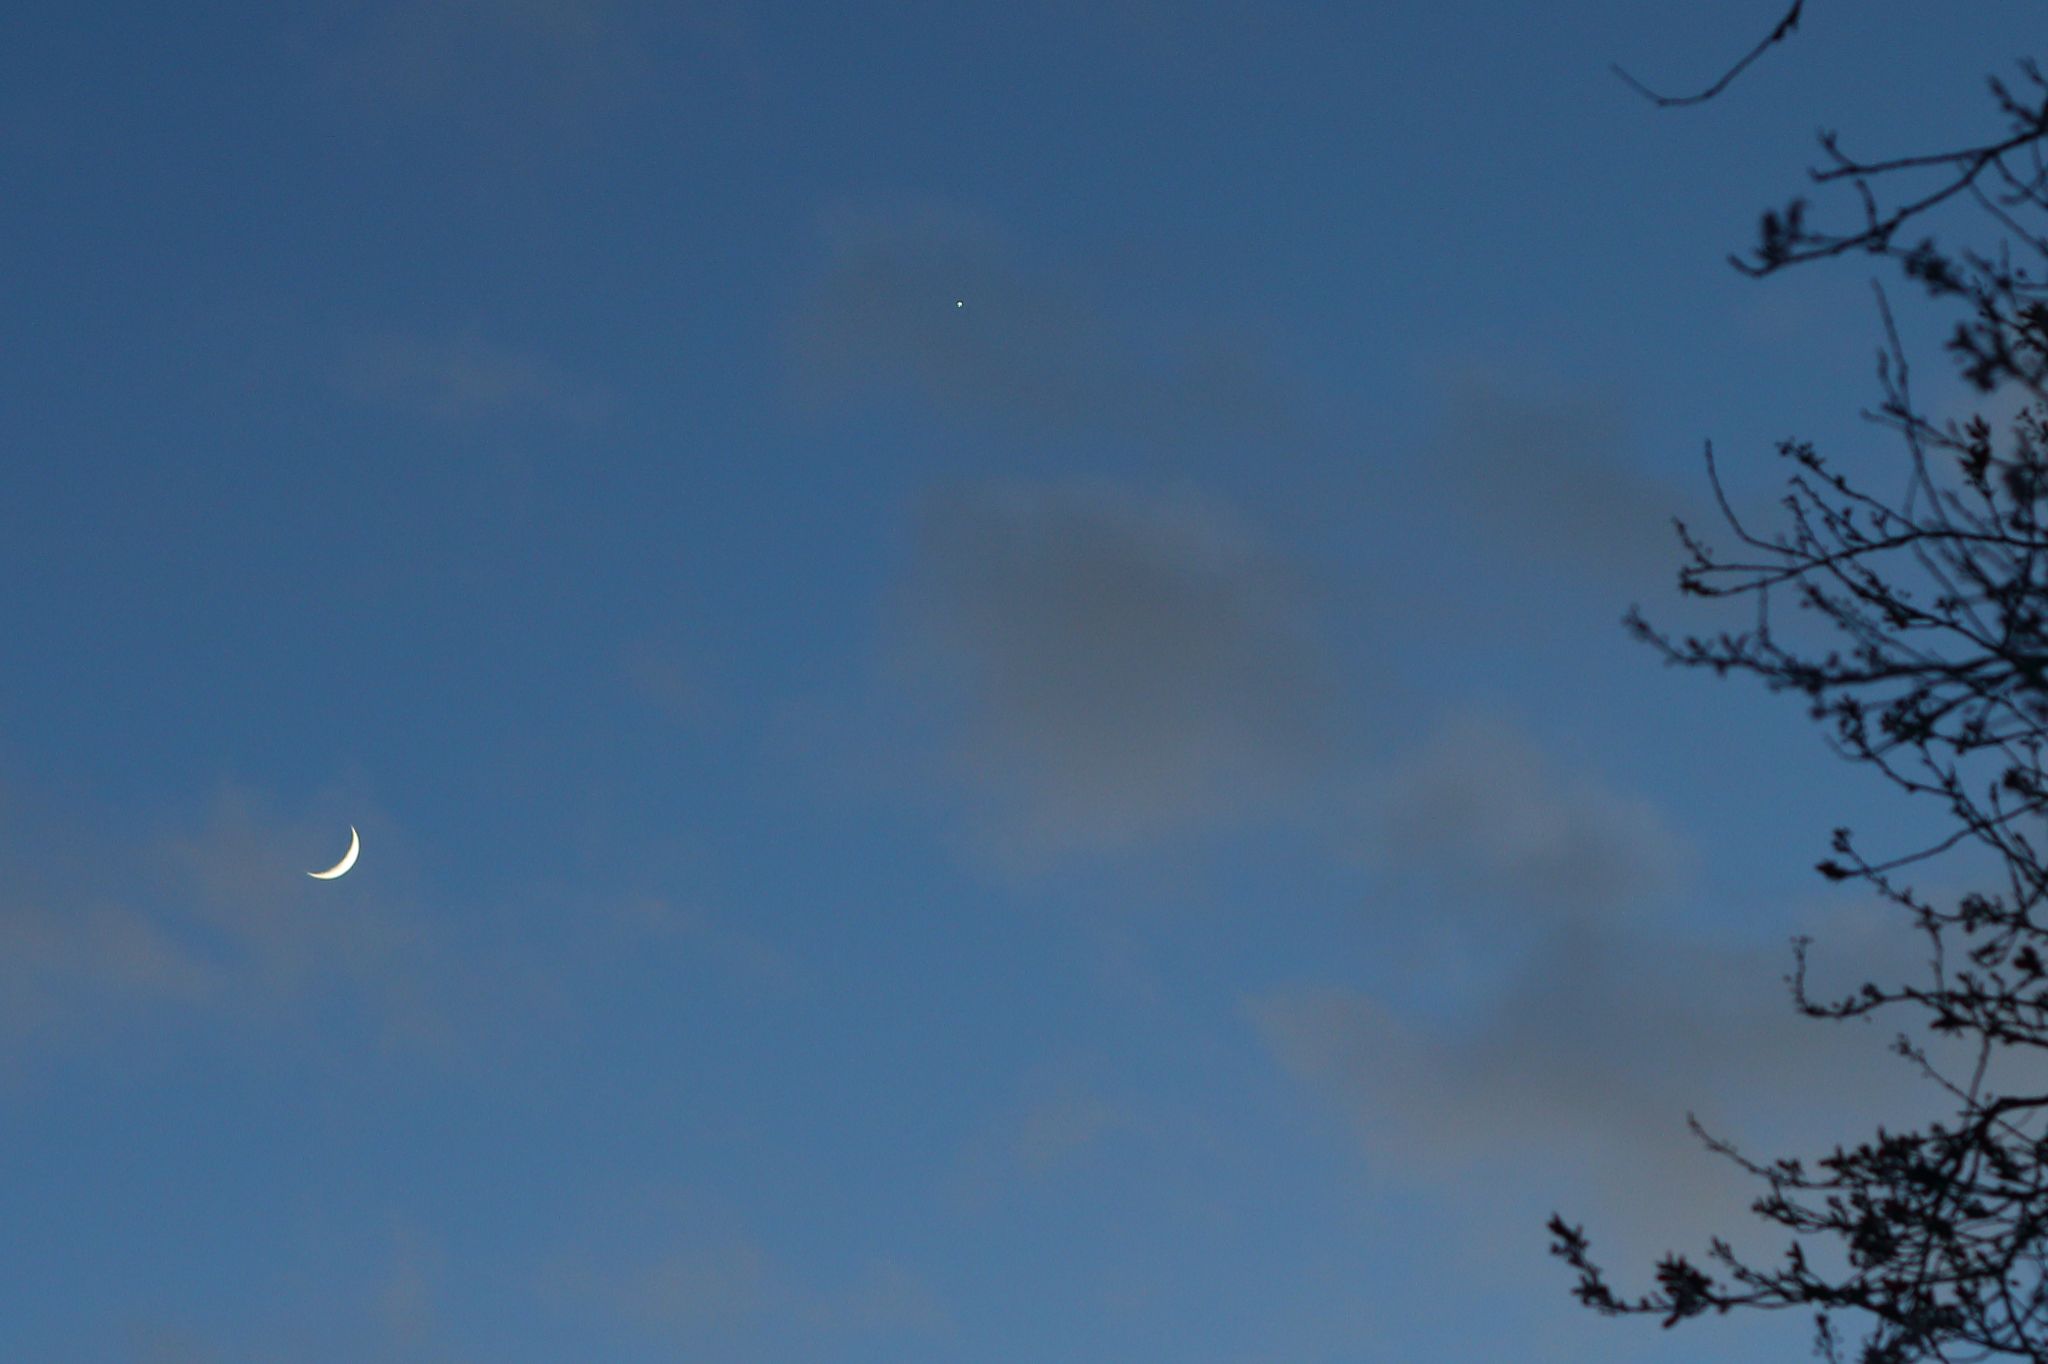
[1549,8,2048,1362]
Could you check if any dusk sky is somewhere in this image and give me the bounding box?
[8,3,2048,1361]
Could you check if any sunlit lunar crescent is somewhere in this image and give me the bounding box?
[308,826,360,880]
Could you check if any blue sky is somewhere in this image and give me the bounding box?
[6,2,2046,1360]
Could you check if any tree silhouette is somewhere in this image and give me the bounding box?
[1549,9,2048,1362]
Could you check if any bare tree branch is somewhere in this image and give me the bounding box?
[1559,12,2048,1363]
[1611,0,1805,107]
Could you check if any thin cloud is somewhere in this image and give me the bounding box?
[944,1059,1134,1211]
[0,898,220,1040]
[323,0,649,110]
[1252,706,2037,1276]
[1423,376,1706,584]
[1014,1089,1128,1171]
[0,777,463,1066]
[333,328,612,425]
[545,1238,950,1354]
[610,895,808,1000]
[790,200,1293,447]
[0,794,225,1049]
[1350,708,1693,925]
[123,1326,223,1364]
[159,787,437,1017]
[896,478,1344,868]
[619,632,718,729]
[1249,892,2021,1274]
[377,1215,446,1349]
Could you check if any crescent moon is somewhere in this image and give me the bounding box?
[308,826,360,880]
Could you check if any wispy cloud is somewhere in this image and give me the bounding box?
[157,787,441,1022]
[790,199,1294,448]
[610,894,808,1000]
[333,327,612,425]
[1249,886,2018,1275]
[1237,695,2041,1281]
[0,897,219,1039]
[1349,708,1693,925]
[0,777,473,1067]
[544,1228,950,1355]
[1421,375,1705,585]
[322,0,650,110]
[123,1325,223,1364]
[377,1215,446,1349]
[618,632,716,728]
[945,1058,1133,1210]
[894,477,1344,869]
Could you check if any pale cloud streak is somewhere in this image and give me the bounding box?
[0,777,468,1067]
[333,327,612,425]
[544,1234,950,1356]
[322,0,650,110]
[944,1058,1134,1211]
[609,894,808,1000]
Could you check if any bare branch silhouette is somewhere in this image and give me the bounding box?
[1557,13,2048,1363]
[1611,0,1805,107]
